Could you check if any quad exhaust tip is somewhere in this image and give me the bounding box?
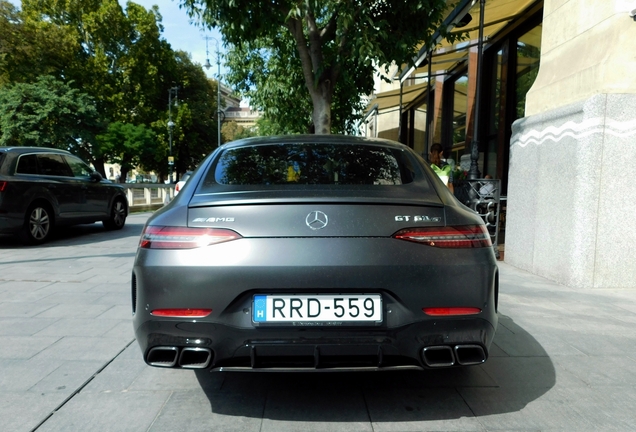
[422,344,486,367]
[454,344,486,366]
[146,346,213,369]
[179,347,212,369]
[147,346,179,367]
[422,345,455,367]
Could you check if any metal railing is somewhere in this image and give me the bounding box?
[120,184,174,210]
[454,179,502,259]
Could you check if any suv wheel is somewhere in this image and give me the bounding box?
[20,203,53,245]
[103,198,127,230]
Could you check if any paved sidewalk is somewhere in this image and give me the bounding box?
[1,213,636,431]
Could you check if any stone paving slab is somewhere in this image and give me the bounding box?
[2,212,636,431]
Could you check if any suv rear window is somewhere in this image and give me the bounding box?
[16,154,38,174]
[209,143,415,186]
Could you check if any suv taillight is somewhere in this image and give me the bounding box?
[393,225,492,248]
[140,226,242,249]
[0,181,6,192]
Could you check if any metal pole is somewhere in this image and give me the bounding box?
[204,36,222,147]
[425,50,433,157]
[468,0,486,180]
[168,89,173,184]
[167,87,177,184]
[217,45,221,147]
[397,82,403,143]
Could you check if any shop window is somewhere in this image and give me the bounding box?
[516,24,542,119]
[452,75,468,148]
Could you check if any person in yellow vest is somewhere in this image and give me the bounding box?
[429,143,454,194]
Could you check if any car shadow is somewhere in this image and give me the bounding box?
[193,314,556,423]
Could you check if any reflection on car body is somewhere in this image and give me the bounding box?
[132,135,498,371]
[174,170,193,196]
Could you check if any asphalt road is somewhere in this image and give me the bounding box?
[1,212,636,431]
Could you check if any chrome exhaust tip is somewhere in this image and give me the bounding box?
[454,344,486,365]
[179,347,212,369]
[146,346,179,367]
[421,345,455,367]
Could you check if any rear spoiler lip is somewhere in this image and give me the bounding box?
[188,197,444,208]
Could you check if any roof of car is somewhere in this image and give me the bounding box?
[219,134,409,151]
[0,146,72,155]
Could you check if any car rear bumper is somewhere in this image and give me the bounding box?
[134,316,496,371]
[132,237,498,371]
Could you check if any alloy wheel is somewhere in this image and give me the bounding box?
[29,207,50,241]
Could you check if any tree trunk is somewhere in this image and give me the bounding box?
[120,167,130,184]
[286,17,334,134]
[312,86,332,135]
[93,156,107,178]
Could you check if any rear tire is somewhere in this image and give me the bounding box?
[19,203,54,245]
[103,198,127,230]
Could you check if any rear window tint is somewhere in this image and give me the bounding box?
[16,154,38,174]
[208,143,415,186]
[37,154,73,177]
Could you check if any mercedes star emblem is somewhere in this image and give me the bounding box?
[305,211,329,230]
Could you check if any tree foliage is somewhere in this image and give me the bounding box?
[0,76,100,151]
[0,1,77,86]
[182,0,451,134]
[224,35,368,134]
[150,51,219,179]
[96,122,157,183]
[0,0,220,179]
[221,120,257,142]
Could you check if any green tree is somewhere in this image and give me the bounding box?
[0,0,77,86]
[150,51,219,180]
[182,0,451,134]
[17,0,218,176]
[96,122,157,183]
[222,120,256,142]
[0,76,101,152]
[20,0,174,127]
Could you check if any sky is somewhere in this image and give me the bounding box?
[120,0,226,79]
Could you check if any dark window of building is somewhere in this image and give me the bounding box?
[516,24,542,119]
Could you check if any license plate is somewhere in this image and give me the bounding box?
[252,294,382,324]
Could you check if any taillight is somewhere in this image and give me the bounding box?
[140,226,242,249]
[0,181,6,192]
[175,183,181,192]
[151,308,212,318]
[393,225,491,248]
[423,307,482,316]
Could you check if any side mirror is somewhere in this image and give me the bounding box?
[90,171,103,182]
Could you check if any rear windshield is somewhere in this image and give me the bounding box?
[208,143,415,186]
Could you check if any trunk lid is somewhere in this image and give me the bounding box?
[187,189,445,237]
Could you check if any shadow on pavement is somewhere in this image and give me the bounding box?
[193,314,556,423]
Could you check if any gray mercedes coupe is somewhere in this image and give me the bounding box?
[132,135,498,371]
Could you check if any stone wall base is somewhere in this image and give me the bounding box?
[506,94,636,289]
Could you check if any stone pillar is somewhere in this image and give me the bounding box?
[506,0,636,288]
